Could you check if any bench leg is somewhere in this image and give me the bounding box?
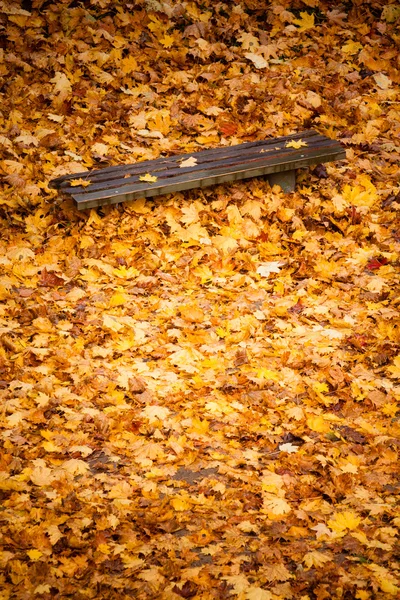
[268,170,296,193]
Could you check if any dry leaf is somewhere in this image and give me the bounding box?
[179,156,198,168]
[70,178,92,187]
[244,53,268,69]
[256,261,283,277]
[139,173,158,182]
[293,12,315,31]
[286,139,308,149]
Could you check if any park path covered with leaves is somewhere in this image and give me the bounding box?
[1,1,400,598]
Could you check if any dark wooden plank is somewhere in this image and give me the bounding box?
[72,146,345,210]
[49,130,323,189]
[59,137,339,195]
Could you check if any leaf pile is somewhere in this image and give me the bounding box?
[1,1,400,599]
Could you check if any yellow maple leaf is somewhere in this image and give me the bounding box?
[342,183,377,209]
[102,314,124,332]
[262,494,291,516]
[139,173,158,182]
[69,445,93,457]
[328,510,361,533]
[147,16,164,35]
[382,402,399,417]
[190,417,209,434]
[97,543,110,554]
[112,265,140,279]
[42,441,62,453]
[286,139,308,149]
[341,41,363,55]
[47,113,64,123]
[237,521,259,534]
[193,264,213,284]
[30,465,54,486]
[108,481,134,499]
[127,197,151,213]
[62,459,89,476]
[373,72,392,90]
[161,34,174,48]
[141,405,170,423]
[368,564,400,594]
[70,178,92,188]
[50,71,71,104]
[307,415,330,433]
[256,368,280,381]
[303,551,332,569]
[27,550,43,561]
[212,235,238,254]
[115,332,136,352]
[262,471,285,493]
[120,55,137,75]
[293,12,315,31]
[339,462,358,474]
[246,588,274,600]
[216,326,229,338]
[380,580,399,595]
[387,356,400,378]
[171,496,192,511]
[313,382,329,394]
[34,586,51,595]
[109,291,128,307]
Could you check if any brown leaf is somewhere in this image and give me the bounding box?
[337,426,367,444]
[233,348,250,367]
[38,268,65,287]
[172,581,198,598]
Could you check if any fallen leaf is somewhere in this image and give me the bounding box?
[373,72,392,90]
[69,178,92,187]
[139,173,158,182]
[279,442,299,454]
[256,261,283,277]
[244,53,268,69]
[293,12,315,31]
[286,139,308,149]
[179,156,198,168]
[328,511,362,533]
[27,550,43,561]
[341,41,363,55]
[387,356,400,379]
[171,496,192,511]
[303,551,332,569]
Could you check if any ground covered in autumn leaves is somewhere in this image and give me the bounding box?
[1,0,400,598]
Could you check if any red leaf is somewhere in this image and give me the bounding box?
[218,121,238,136]
[366,257,388,270]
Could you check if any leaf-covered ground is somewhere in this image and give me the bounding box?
[1,1,400,598]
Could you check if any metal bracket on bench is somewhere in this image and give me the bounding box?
[268,170,296,193]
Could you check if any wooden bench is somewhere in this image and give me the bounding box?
[49,130,345,210]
